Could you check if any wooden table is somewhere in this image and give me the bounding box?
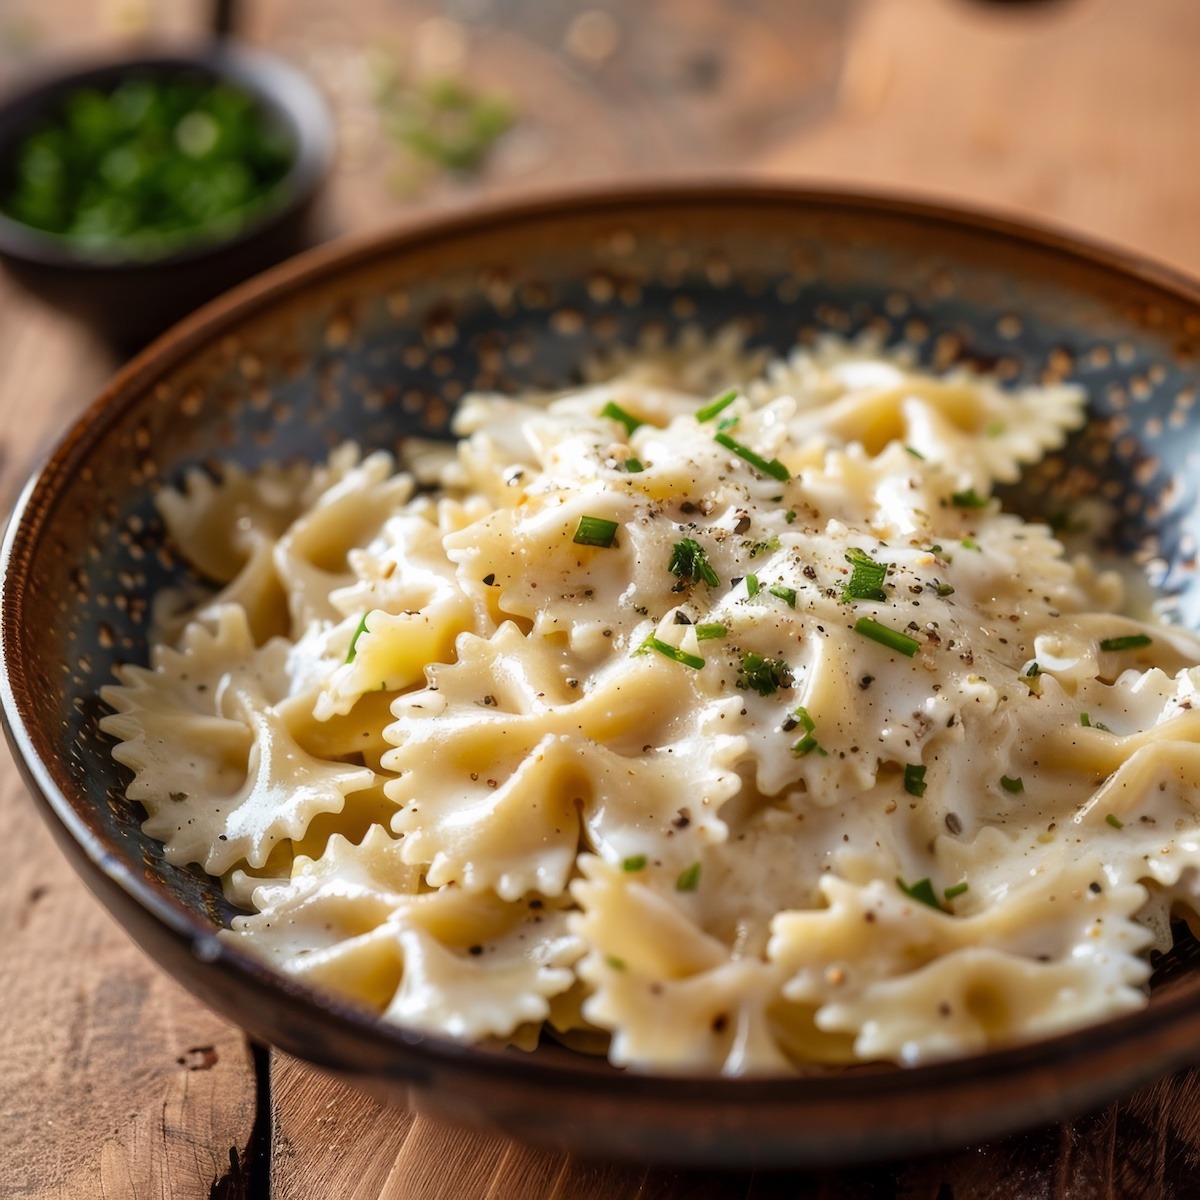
[6,0,1200,1195]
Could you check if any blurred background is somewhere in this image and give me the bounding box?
[0,0,1196,309]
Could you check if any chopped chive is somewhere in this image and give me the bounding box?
[737,651,791,696]
[1099,634,1152,652]
[639,636,705,670]
[935,582,956,597]
[745,574,760,597]
[785,509,797,524]
[600,400,643,435]
[624,457,644,473]
[897,877,942,911]
[855,617,920,657]
[792,734,827,758]
[905,445,926,460]
[904,764,927,797]
[944,880,969,900]
[1080,712,1112,732]
[961,537,980,551]
[769,584,797,608]
[950,488,989,509]
[346,614,370,663]
[1000,775,1024,794]
[986,420,1006,437]
[843,547,889,602]
[573,515,619,548]
[716,415,740,432]
[695,623,727,641]
[747,535,781,559]
[1024,662,1041,677]
[605,955,627,970]
[669,538,720,587]
[695,388,738,423]
[1105,813,1124,830]
[714,432,791,482]
[792,705,816,733]
[676,862,702,892]
[622,855,647,872]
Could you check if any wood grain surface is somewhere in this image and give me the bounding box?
[6,0,1200,1195]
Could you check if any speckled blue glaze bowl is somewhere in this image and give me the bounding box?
[5,185,1200,1167]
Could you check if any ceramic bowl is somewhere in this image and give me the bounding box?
[5,184,1200,1167]
[0,45,333,353]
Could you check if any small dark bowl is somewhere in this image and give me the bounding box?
[0,45,333,353]
[6,184,1200,1168]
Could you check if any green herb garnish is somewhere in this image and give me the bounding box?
[855,618,920,657]
[695,389,738,423]
[605,955,627,970]
[769,584,797,608]
[1099,634,1152,652]
[346,614,370,663]
[676,862,702,892]
[935,582,956,597]
[1080,713,1112,732]
[905,445,926,460]
[785,509,797,524]
[944,880,969,900]
[843,547,889,603]
[695,623,727,641]
[950,488,989,509]
[639,636,705,670]
[669,538,720,587]
[904,764,927,797]
[737,652,791,696]
[624,457,644,473]
[745,574,761,597]
[573,515,619,548]
[600,400,643,435]
[1000,775,1024,794]
[714,432,791,482]
[622,855,647,872]
[1105,814,1124,830]
[961,537,980,551]
[897,877,942,911]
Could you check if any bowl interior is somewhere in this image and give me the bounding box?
[8,187,1200,1160]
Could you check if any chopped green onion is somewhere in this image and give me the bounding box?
[605,955,627,970]
[745,574,760,597]
[624,457,644,473]
[716,415,740,432]
[785,509,797,524]
[1105,814,1124,830]
[843,547,888,602]
[944,880,969,900]
[1000,775,1024,794]
[950,488,989,509]
[935,582,956,597]
[747,535,781,559]
[769,584,797,608]
[1024,662,1042,677]
[639,636,705,670]
[600,400,643,435]
[573,515,619,548]
[714,432,791,482]
[1099,634,1152,652]
[961,537,980,551]
[986,420,1005,437]
[855,618,920,657]
[622,855,647,872]
[904,764,927,797]
[792,706,816,732]
[1080,712,1112,732]
[695,623,727,641]
[695,388,738,423]
[792,734,827,758]
[737,651,791,696]
[905,445,926,460]
[897,877,942,911]
[676,862,702,892]
[669,538,720,587]
[346,614,371,663]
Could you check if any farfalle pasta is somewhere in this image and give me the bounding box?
[101,336,1200,1073]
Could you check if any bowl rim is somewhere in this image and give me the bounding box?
[0,42,334,270]
[7,179,1200,1105]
